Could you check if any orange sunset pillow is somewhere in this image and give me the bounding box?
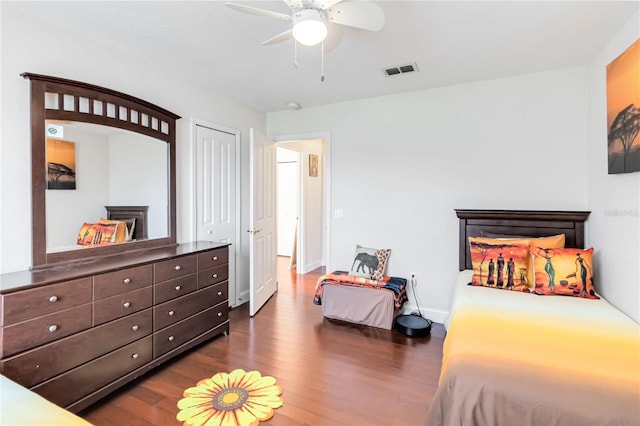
[468,237,530,292]
[530,246,598,299]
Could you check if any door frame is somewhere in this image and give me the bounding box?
[272,131,332,273]
[189,117,241,306]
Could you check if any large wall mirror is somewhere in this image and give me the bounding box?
[23,73,179,267]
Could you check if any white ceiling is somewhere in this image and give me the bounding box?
[10,1,638,113]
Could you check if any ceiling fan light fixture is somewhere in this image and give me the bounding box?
[293,9,327,46]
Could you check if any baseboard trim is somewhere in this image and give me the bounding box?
[301,260,322,274]
[400,304,448,324]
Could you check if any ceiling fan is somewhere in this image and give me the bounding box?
[225,0,385,48]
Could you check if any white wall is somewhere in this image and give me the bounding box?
[587,12,640,323]
[46,127,110,248]
[108,133,167,239]
[0,4,266,281]
[268,68,590,322]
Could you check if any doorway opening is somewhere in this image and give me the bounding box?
[275,137,328,279]
[277,147,299,271]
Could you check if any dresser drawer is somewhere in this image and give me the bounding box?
[154,302,228,358]
[1,277,92,325]
[93,286,152,326]
[154,255,197,283]
[197,247,229,270]
[93,265,153,300]
[2,304,92,358]
[154,284,226,331]
[32,335,152,408]
[197,265,228,289]
[154,273,197,304]
[1,309,152,387]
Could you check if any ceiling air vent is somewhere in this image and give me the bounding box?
[384,63,419,77]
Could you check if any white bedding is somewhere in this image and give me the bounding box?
[0,375,92,425]
[444,269,634,330]
[428,270,640,426]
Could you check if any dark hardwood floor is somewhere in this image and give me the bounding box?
[81,257,446,425]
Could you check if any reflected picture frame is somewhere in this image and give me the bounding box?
[309,154,318,177]
[46,138,76,190]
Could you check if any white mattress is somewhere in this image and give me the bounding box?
[445,269,635,330]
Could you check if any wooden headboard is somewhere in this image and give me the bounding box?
[105,205,148,240]
[456,209,590,271]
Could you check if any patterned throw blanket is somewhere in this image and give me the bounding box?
[313,271,408,308]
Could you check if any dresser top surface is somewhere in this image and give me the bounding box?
[0,242,229,293]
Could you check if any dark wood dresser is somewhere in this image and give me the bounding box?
[0,241,230,413]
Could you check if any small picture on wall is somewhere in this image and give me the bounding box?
[606,37,640,174]
[309,154,319,177]
[46,138,76,189]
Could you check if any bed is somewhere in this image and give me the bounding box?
[0,375,91,425]
[426,209,640,426]
[314,271,408,329]
[66,206,148,251]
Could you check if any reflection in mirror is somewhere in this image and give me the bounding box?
[23,72,178,267]
[45,121,168,253]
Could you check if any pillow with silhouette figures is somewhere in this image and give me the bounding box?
[477,234,566,289]
[468,237,530,292]
[349,244,391,281]
[530,246,598,299]
[77,222,118,246]
[97,218,128,243]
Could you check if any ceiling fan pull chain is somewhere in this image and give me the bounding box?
[320,41,325,82]
[293,40,299,70]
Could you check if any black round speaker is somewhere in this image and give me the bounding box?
[394,314,432,337]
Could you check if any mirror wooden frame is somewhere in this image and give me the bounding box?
[23,73,180,268]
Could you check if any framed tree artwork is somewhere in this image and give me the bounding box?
[606,38,640,174]
[46,138,77,189]
[309,154,318,177]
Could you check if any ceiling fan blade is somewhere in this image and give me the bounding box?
[322,23,342,52]
[225,3,291,21]
[282,0,304,9]
[262,29,293,45]
[327,1,384,31]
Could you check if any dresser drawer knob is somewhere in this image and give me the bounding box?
[123,278,131,284]
[48,296,58,303]
[132,325,139,331]
[123,302,131,308]
[48,325,58,332]
[212,256,218,261]
[217,291,223,296]
[168,310,175,316]
[217,312,223,317]
[174,265,182,271]
[212,274,218,279]
[175,285,182,291]
[132,353,139,359]
[168,335,174,342]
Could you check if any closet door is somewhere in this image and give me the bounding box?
[195,124,238,306]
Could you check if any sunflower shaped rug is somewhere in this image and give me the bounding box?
[177,369,283,426]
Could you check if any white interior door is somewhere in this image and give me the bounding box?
[249,128,277,316]
[195,124,238,306]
